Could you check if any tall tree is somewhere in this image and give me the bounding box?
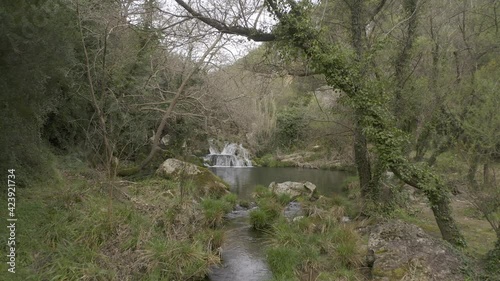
[171,0,466,247]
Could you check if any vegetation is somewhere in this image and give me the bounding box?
[0,156,231,280]
[250,186,364,280]
[1,0,500,279]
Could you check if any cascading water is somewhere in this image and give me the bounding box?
[205,141,252,167]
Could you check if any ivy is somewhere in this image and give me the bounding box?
[266,0,466,247]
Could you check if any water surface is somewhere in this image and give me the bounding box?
[210,166,350,200]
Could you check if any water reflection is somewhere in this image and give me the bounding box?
[210,167,350,200]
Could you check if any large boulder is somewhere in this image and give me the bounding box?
[156,158,229,197]
[368,220,467,281]
[268,181,317,199]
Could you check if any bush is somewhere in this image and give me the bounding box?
[275,107,307,149]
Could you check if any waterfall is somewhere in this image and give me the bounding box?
[205,142,253,167]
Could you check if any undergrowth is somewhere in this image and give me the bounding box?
[0,156,234,280]
[248,185,364,280]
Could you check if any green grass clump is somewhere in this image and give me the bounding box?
[267,247,301,280]
[250,209,273,229]
[250,195,283,229]
[194,229,225,251]
[253,184,273,198]
[143,237,215,280]
[277,193,292,206]
[251,189,364,280]
[327,226,362,267]
[222,192,238,206]
[238,199,251,208]
[201,198,232,228]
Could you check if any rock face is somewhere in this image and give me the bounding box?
[368,220,466,281]
[156,158,229,197]
[268,181,316,199]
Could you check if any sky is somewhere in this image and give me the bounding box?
[158,0,275,66]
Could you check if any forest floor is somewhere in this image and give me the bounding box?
[403,190,497,257]
[0,155,236,281]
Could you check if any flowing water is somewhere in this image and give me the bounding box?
[205,142,253,167]
[206,166,350,281]
[205,143,350,281]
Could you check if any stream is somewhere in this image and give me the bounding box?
[207,166,350,281]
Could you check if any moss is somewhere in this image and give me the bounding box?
[372,266,408,280]
[117,165,141,176]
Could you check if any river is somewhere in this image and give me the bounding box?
[207,167,350,281]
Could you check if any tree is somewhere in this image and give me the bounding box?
[170,0,466,247]
[0,0,78,184]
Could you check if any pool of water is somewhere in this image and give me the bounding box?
[209,166,351,200]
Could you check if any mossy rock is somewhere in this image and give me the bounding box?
[156,158,229,197]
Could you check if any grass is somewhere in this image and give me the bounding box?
[267,247,301,280]
[247,185,365,280]
[0,157,232,280]
[250,195,283,229]
[201,198,233,228]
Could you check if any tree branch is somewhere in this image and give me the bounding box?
[172,0,276,41]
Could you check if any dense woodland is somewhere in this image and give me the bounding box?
[1,0,500,280]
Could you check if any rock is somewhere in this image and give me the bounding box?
[269,181,317,199]
[284,201,304,221]
[156,158,229,197]
[368,220,467,281]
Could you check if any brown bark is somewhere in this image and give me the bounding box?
[77,2,114,177]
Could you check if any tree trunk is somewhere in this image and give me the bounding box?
[350,0,374,198]
[394,0,419,135]
[354,122,373,197]
[430,193,465,247]
[392,165,466,247]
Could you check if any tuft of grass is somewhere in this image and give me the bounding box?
[253,184,273,198]
[267,246,301,280]
[328,226,362,268]
[221,193,238,206]
[194,229,225,252]
[277,193,292,206]
[250,209,273,229]
[201,198,232,228]
[238,199,251,208]
[142,237,217,280]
